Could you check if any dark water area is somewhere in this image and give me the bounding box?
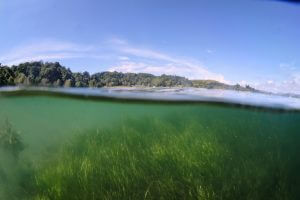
[0,88,300,199]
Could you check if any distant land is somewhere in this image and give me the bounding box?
[0,61,258,92]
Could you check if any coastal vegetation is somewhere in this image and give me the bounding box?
[32,115,299,200]
[0,62,256,91]
[0,119,24,159]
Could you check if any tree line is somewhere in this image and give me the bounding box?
[0,61,257,91]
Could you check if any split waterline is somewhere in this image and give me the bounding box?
[0,87,300,199]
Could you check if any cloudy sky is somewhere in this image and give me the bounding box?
[0,0,299,93]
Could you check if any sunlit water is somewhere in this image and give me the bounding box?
[0,87,300,200]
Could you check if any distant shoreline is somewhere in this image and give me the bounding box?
[0,61,259,93]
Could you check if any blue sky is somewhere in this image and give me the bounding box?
[0,0,300,93]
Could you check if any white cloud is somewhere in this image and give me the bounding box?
[0,37,228,83]
[279,62,297,71]
[238,73,300,95]
[257,81,300,95]
[108,39,228,83]
[206,49,214,54]
[109,61,227,83]
[236,61,300,94]
[0,39,94,65]
[107,38,128,45]
[3,53,81,66]
[118,56,130,61]
[120,47,177,62]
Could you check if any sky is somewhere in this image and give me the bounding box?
[0,0,300,93]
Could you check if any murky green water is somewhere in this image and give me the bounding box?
[0,89,300,199]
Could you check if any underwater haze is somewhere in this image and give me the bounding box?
[0,88,300,200]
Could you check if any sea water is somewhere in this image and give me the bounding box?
[0,87,299,200]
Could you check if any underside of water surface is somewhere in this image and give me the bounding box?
[0,89,300,200]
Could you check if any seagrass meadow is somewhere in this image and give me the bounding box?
[0,89,300,200]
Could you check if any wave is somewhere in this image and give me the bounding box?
[1,86,300,112]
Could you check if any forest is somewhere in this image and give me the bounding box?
[0,61,256,91]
